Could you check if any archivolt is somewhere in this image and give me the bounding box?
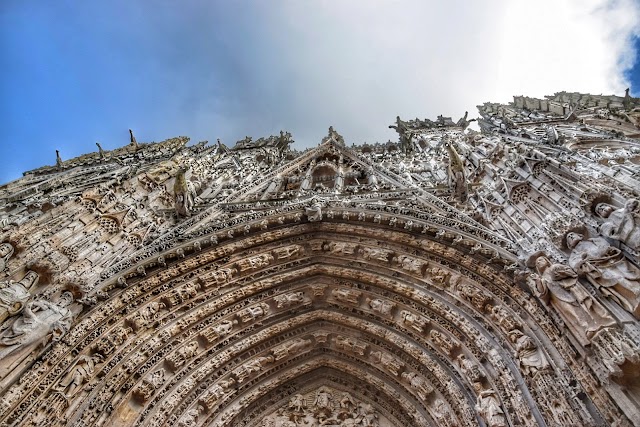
[2,212,610,427]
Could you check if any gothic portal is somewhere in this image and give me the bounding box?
[1,91,640,427]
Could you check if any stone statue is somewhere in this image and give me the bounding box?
[444,140,468,203]
[0,271,38,324]
[508,330,550,376]
[0,242,14,273]
[595,199,640,251]
[567,232,640,317]
[0,292,74,360]
[530,255,615,345]
[174,169,200,218]
[474,383,507,427]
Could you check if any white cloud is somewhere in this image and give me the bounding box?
[221,0,640,149]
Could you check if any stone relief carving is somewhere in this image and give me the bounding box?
[474,383,507,427]
[53,353,103,398]
[0,243,14,273]
[0,271,38,324]
[0,292,74,360]
[508,330,549,376]
[274,291,305,309]
[566,232,640,317]
[529,254,616,345]
[265,386,382,427]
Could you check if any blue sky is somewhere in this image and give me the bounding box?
[1,0,639,184]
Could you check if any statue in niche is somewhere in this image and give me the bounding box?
[0,271,38,324]
[566,231,640,317]
[0,292,74,360]
[0,242,14,273]
[53,353,103,398]
[595,199,639,251]
[444,140,468,203]
[174,168,200,218]
[508,330,550,376]
[529,254,615,345]
[474,383,507,427]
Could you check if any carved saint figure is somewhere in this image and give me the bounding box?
[595,199,639,251]
[508,330,549,376]
[530,255,615,345]
[0,271,38,324]
[566,232,640,317]
[0,292,74,360]
[54,353,103,398]
[474,384,507,427]
[0,242,14,272]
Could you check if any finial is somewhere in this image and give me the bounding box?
[96,142,106,159]
[129,129,137,147]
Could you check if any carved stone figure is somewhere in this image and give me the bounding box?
[174,169,198,217]
[274,292,305,308]
[596,199,640,251]
[313,386,333,420]
[273,245,302,260]
[306,202,323,222]
[367,298,395,317]
[0,271,38,324]
[166,341,199,370]
[566,232,640,317]
[237,254,274,271]
[488,304,519,332]
[177,405,204,427]
[201,319,237,344]
[129,301,165,330]
[0,292,74,360]
[474,384,507,427]
[456,354,484,383]
[508,330,550,376]
[239,302,269,323]
[400,310,429,333]
[0,243,14,272]
[331,288,361,305]
[430,330,459,356]
[370,350,404,376]
[530,255,615,345]
[54,353,103,398]
[360,247,392,263]
[272,337,311,360]
[401,371,434,401]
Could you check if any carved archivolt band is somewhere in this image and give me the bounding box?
[1,220,611,427]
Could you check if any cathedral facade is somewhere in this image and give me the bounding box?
[0,91,639,426]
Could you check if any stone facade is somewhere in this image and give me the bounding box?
[0,91,639,426]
